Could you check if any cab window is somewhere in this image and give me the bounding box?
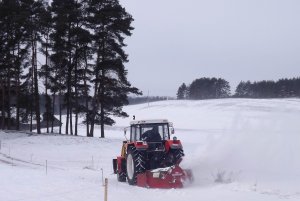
[130,126,136,142]
[131,125,141,141]
[136,127,141,141]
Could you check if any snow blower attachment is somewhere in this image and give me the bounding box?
[113,119,193,188]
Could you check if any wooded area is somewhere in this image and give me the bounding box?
[0,0,141,137]
[234,78,300,98]
[177,78,231,100]
[177,77,300,99]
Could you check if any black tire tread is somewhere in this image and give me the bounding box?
[117,171,126,182]
[172,148,185,164]
[126,146,146,185]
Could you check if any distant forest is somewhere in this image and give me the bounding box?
[177,77,300,100]
[128,96,174,105]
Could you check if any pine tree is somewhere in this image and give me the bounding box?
[70,1,92,136]
[177,83,187,99]
[188,77,230,99]
[0,0,20,130]
[50,0,73,134]
[86,0,141,137]
[0,0,33,130]
[235,81,252,97]
[22,0,49,134]
[39,4,52,133]
[216,78,230,98]
[51,0,90,136]
[0,1,5,129]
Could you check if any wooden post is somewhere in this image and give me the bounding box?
[104,178,108,201]
[101,168,104,186]
[92,156,94,168]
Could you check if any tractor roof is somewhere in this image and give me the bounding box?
[130,119,169,125]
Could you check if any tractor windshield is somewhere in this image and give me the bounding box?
[139,123,170,142]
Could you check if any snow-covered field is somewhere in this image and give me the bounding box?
[1,98,300,201]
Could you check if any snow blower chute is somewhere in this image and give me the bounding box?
[113,119,193,188]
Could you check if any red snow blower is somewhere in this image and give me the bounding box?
[113,119,193,188]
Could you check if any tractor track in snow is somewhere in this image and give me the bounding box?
[0,152,39,168]
[0,152,65,170]
[0,158,15,166]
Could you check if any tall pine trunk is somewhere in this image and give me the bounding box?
[99,72,105,138]
[70,106,73,135]
[89,82,99,137]
[74,49,78,136]
[31,37,41,134]
[15,43,21,130]
[66,103,69,134]
[59,93,62,134]
[51,93,56,133]
[65,23,73,135]
[7,61,11,130]
[5,33,11,130]
[75,108,78,136]
[89,68,100,137]
[30,58,34,132]
[100,104,105,138]
[84,52,90,137]
[1,79,5,129]
[45,35,49,133]
[97,41,107,138]
[89,51,103,137]
[89,99,95,137]
[33,40,41,134]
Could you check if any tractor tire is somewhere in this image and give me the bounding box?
[117,171,127,182]
[126,147,146,185]
[170,148,185,165]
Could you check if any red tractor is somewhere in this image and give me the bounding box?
[113,119,192,188]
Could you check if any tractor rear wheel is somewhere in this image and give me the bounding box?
[126,147,146,185]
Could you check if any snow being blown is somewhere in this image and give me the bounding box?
[0,98,300,201]
[116,99,300,192]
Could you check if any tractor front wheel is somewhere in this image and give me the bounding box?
[117,171,126,182]
[168,148,185,165]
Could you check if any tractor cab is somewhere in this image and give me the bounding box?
[128,119,174,142]
[126,119,175,152]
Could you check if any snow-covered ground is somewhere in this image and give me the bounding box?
[1,98,300,201]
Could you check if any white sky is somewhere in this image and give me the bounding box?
[119,0,300,97]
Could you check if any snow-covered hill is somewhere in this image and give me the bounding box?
[1,98,300,201]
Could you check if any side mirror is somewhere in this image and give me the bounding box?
[171,127,175,135]
[124,127,128,141]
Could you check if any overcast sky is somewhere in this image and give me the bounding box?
[119,0,300,97]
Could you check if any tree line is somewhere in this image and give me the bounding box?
[128,96,174,105]
[177,77,300,99]
[0,0,140,137]
[235,78,300,98]
[177,77,231,99]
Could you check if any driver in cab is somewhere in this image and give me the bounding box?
[141,126,162,142]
